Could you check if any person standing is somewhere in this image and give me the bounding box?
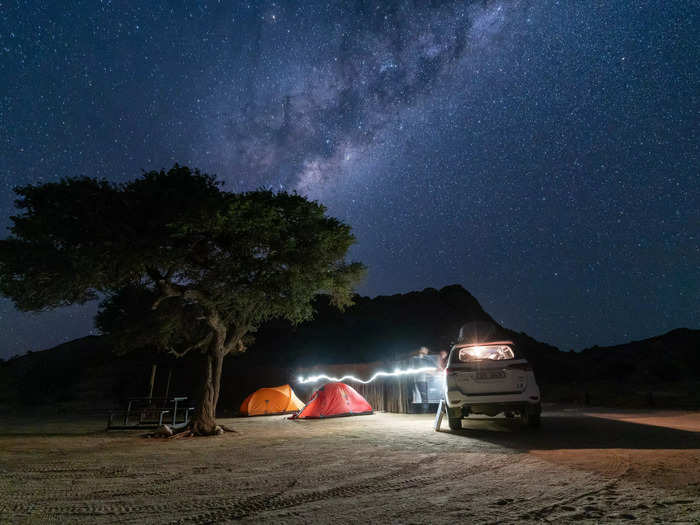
[411,347,436,412]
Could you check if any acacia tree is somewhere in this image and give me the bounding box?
[0,165,365,434]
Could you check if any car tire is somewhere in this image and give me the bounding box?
[448,418,462,431]
[520,405,541,428]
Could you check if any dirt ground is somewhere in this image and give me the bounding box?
[0,407,698,524]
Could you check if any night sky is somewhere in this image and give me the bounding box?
[1,1,698,358]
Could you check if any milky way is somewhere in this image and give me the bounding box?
[0,1,698,357]
[212,1,524,195]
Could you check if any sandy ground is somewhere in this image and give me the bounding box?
[0,407,698,524]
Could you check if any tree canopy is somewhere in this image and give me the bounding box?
[0,165,365,433]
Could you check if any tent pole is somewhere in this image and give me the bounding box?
[164,368,173,401]
[147,364,157,403]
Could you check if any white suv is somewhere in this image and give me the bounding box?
[444,340,541,429]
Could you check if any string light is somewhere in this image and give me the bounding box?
[297,366,439,385]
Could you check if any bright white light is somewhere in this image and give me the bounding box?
[297,366,439,385]
[458,344,514,361]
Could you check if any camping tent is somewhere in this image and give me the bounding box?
[292,382,372,419]
[239,384,305,416]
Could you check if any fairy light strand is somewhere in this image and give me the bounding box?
[297,366,439,385]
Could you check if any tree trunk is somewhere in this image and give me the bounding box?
[191,348,225,435]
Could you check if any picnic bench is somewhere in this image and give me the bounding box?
[107,396,195,430]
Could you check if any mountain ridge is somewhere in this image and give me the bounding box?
[1,285,697,410]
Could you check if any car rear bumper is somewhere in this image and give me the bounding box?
[445,383,541,417]
[446,400,540,419]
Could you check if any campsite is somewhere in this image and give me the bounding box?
[1,285,699,523]
[2,1,699,523]
[1,288,699,522]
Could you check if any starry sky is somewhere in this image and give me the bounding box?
[1,0,698,358]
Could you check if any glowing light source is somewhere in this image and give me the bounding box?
[457,344,514,361]
[296,366,439,385]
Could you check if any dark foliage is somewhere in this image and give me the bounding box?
[0,165,365,432]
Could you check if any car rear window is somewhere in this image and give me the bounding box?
[453,344,515,362]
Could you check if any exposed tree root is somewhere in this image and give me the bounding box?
[168,430,193,439]
[145,423,237,439]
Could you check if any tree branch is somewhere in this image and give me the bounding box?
[151,277,187,310]
[167,332,214,358]
[183,288,211,306]
[152,292,178,310]
[223,312,253,355]
[220,298,264,355]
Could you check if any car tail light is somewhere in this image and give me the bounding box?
[508,362,533,371]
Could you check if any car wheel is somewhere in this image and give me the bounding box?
[448,418,462,431]
[520,406,541,428]
[504,411,514,419]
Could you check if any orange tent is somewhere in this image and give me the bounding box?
[239,384,305,416]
